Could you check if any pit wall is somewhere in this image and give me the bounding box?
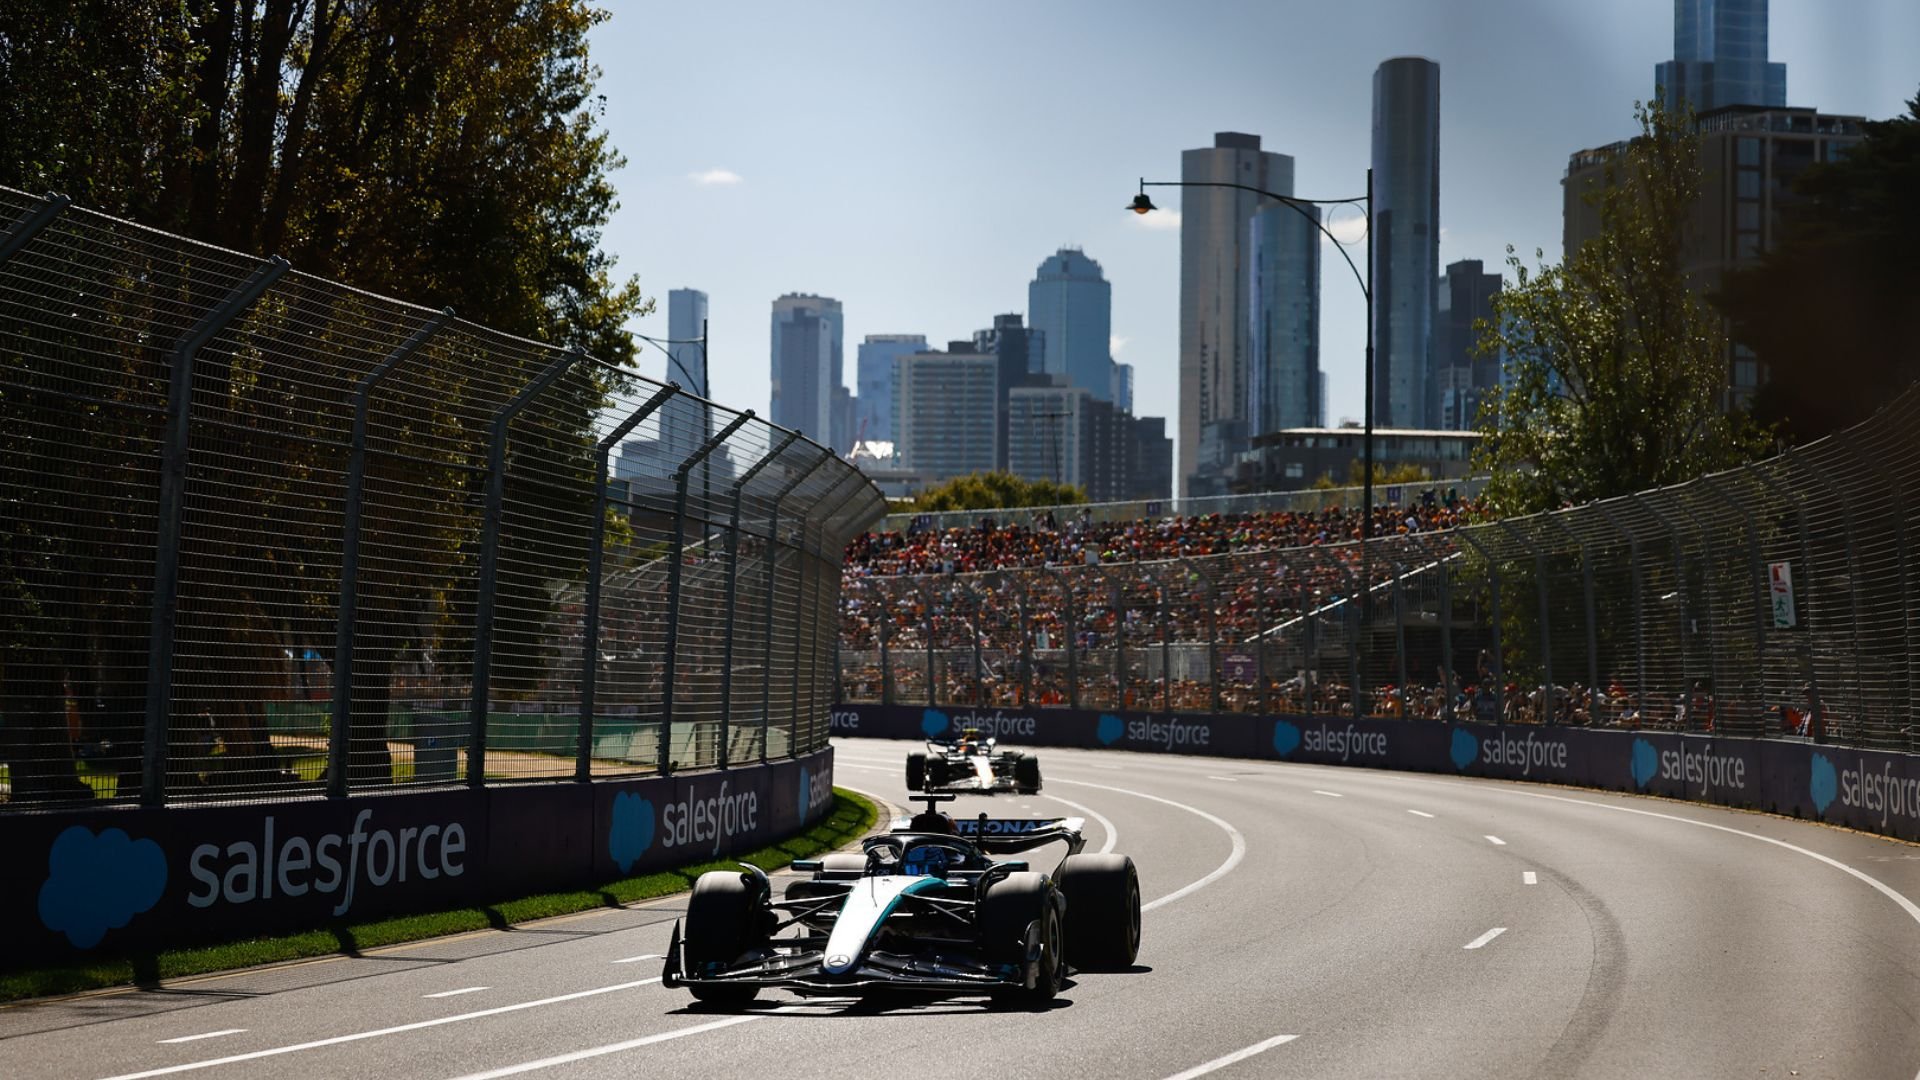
[832,703,1920,844]
[2,749,834,969]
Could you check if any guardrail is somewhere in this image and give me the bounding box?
[0,186,886,809]
[842,385,1919,753]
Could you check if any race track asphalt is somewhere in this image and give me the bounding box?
[6,736,1920,1080]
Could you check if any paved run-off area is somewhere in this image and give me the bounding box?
[7,738,1920,1080]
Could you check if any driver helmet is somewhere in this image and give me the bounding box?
[906,810,956,834]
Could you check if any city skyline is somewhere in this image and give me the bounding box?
[600,0,1919,476]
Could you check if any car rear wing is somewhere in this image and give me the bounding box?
[952,814,1086,855]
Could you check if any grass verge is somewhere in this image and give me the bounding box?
[0,788,878,1005]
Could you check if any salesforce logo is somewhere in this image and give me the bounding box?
[1272,721,1301,758]
[1450,728,1480,771]
[608,791,656,874]
[1810,753,1838,815]
[39,826,168,949]
[1097,714,1125,746]
[1631,737,1659,790]
[921,708,950,739]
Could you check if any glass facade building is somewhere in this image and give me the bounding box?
[1371,57,1441,430]
[1247,202,1323,437]
[853,333,925,445]
[1657,0,1786,115]
[1027,248,1113,403]
[769,293,843,443]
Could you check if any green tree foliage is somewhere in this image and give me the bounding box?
[908,472,1088,513]
[1717,88,1920,444]
[0,2,644,796]
[1471,101,1770,517]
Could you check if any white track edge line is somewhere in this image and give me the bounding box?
[1049,777,1245,913]
[1161,1034,1300,1080]
[444,1014,763,1080]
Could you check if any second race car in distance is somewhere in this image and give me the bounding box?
[907,728,1041,795]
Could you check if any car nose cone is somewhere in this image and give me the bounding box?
[826,954,852,969]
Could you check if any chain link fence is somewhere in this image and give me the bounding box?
[842,387,1919,752]
[0,187,884,809]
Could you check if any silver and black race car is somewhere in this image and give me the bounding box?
[906,729,1041,795]
[661,795,1139,1006]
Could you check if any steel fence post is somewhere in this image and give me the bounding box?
[969,582,986,706]
[1391,560,1409,718]
[1299,563,1316,717]
[143,256,288,806]
[577,381,681,781]
[1786,452,1870,743]
[761,450,831,762]
[1104,571,1127,710]
[1666,493,1727,735]
[1742,462,1826,742]
[331,308,452,795]
[0,192,70,264]
[1455,530,1502,722]
[1837,430,1915,749]
[1186,560,1220,715]
[920,577,937,707]
[1699,473,1769,738]
[1633,492,1697,729]
[878,580,894,707]
[1544,515,1599,706]
[1496,518,1552,724]
[808,479,869,748]
[660,411,753,774]
[469,349,585,787]
[1056,568,1080,711]
[1008,573,1033,708]
[1438,546,1455,719]
[1157,581,1171,712]
[1324,557,1362,718]
[1595,501,1648,724]
[717,430,799,769]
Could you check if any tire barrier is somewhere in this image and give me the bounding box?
[2,749,834,968]
[833,702,1920,844]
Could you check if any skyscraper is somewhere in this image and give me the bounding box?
[769,293,843,443]
[1657,0,1786,115]
[1178,132,1294,496]
[853,334,925,445]
[972,314,1041,471]
[664,288,710,450]
[1027,248,1112,402]
[892,346,998,485]
[1247,202,1322,436]
[1371,57,1441,430]
[1434,259,1502,430]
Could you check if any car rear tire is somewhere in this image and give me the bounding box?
[684,871,766,1005]
[925,756,950,788]
[981,871,1061,1005]
[906,753,926,791]
[1057,853,1140,971]
[1014,754,1042,794]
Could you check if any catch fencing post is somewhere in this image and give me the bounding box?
[967,582,986,706]
[1634,492,1696,729]
[1391,559,1409,717]
[1326,557,1363,718]
[1699,473,1769,738]
[1595,500,1648,725]
[1438,542,1455,719]
[1455,529,1502,723]
[878,580,894,707]
[1496,518,1552,724]
[660,411,754,774]
[808,480,870,749]
[1007,573,1034,708]
[143,255,288,806]
[761,449,831,762]
[1742,462,1826,741]
[0,193,69,265]
[1661,491,1727,735]
[1786,452,1870,742]
[576,381,681,781]
[1837,430,1915,749]
[332,308,453,795]
[1543,514,1600,705]
[1047,568,1079,710]
[1156,579,1171,712]
[717,431,800,767]
[919,577,937,707]
[469,348,585,787]
[1299,563,1317,717]
[1100,569,1127,710]
[1185,560,1221,715]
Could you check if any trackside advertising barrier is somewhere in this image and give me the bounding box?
[1,750,834,969]
[832,703,1920,844]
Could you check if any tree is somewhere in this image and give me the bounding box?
[1717,88,1920,444]
[908,473,1088,513]
[1471,100,1770,516]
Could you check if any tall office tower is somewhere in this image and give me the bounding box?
[664,288,710,452]
[1110,362,1133,414]
[972,314,1041,470]
[1027,248,1113,402]
[1434,259,1502,430]
[1178,132,1294,496]
[853,334,926,445]
[769,293,843,441]
[892,347,999,485]
[1247,202,1323,436]
[1372,56,1441,430]
[1657,0,1785,115]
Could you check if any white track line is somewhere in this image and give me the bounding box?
[610,954,660,964]
[1161,1034,1300,1080]
[445,1014,764,1079]
[1206,775,1239,782]
[1464,927,1508,950]
[1039,791,1120,855]
[96,979,662,1080]
[1050,777,1245,913]
[1312,790,1344,798]
[423,987,489,999]
[1484,835,1506,846]
[157,1031,245,1045]
[1407,809,1435,819]
[1523,871,1538,886]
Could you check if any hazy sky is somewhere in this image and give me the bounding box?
[593,0,1918,459]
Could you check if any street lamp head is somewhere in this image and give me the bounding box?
[1129,193,1157,215]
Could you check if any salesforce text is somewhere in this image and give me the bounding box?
[187,809,466,917]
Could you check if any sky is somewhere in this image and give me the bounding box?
[591,0,1919,466]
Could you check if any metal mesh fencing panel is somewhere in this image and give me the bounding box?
[842,385,1920,749]
[0,187,881,810]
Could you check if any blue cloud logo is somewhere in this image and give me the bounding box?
[39,826,167,949]
[1450,728,1480,771]
[608,791,656,874]
[1272,721,1301,758]
[921,708,950,739]
[1096,714,1125,746]
[1810,753,1838,815]
[1631,738,1659,789]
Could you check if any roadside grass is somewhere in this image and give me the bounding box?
[0,788,877,1004]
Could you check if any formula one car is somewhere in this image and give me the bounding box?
[661,795,1139,1006]
[906,728,1041,795]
